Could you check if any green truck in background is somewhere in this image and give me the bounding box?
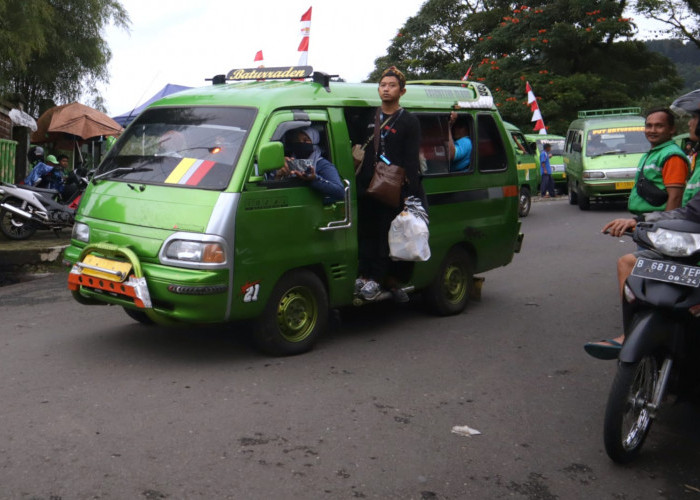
[504,122,540,217]
[563,107,648,210]
[525,133,566,194]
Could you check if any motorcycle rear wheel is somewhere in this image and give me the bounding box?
[0,198,38,240]
[603,357,658,463]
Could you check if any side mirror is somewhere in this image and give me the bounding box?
[257,142,285,174]
[572,143,582,153]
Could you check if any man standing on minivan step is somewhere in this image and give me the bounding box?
[627,107,689,214]
[355,66,426,303]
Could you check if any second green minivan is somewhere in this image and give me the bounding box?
[564,108,649,210]
[525,133,566,194]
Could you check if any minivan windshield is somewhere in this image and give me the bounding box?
[536,138,564,156]
[586,126,648,158]
[95,106,257,189]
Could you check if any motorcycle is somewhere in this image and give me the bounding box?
[0,168,88,240]
[603,218,700,463]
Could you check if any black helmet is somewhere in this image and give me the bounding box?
[27,145,44,163]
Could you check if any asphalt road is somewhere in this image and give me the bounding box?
[0,198,698,499]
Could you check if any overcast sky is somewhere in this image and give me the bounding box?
[98,1,667,118]
[98,0,428,116]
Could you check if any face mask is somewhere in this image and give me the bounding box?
[288,142,314,159]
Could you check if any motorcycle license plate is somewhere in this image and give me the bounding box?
[80,254,132,282]
[631,257,700,287]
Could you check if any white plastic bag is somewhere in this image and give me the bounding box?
[388,197,430,262]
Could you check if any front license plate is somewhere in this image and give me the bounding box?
[80,254,132,282]
[615,181,634,190]
[632,257,700,287]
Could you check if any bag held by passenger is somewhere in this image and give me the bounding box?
[389,196,431,262]
[366,108,405,208]
[367,162,404,208]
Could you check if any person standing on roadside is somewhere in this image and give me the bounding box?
[355,66,425,303]
[628,107,689,214]
[539,143,556,198]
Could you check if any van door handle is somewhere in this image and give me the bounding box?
[319,180,351,232]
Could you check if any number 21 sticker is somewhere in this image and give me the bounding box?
[242,281,261,302]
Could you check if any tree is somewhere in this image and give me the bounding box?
[0,0,129,116]
[634,0,700,49]
[369,0,683,134]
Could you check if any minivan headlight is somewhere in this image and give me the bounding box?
[647,229,700,257]
[165,240,226,263]
[582,171,605,179]
[72,222,90,242]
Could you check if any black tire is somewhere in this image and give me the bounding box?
[518,186,531,217]
[603,357,658,463]
[254,270,328,356]
[0,197,38,240]
[123,307,155,325]
[568,180,578,205]
[424,246,473,316]
[577,185,591,211]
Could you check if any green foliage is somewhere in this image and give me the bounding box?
[0,0,129,116]
[370,0,684,135]
[646,39,700,90]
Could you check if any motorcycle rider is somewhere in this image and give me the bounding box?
[585,93,700,359]
[24,153,65,193]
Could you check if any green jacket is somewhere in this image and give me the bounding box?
[683,156,700,206]
[628,140,688,214]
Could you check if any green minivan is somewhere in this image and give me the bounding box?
[525,133,566,194]
[504,122,540,217]
[64,68,523,355]
[563,107,648,210]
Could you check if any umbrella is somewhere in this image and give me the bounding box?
[671,89,700,116]
[31,102,123,143]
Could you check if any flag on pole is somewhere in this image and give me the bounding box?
[254,50,264,67]
[297,7,312,66]
[526,82,547,135]
[462,65,472,81]
[461,65,473,87]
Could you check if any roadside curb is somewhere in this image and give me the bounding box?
[0,233,70,284]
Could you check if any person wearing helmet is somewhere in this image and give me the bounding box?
[24,153,65,192]
[585,91,700,359]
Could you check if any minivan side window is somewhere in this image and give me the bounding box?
[417,113,476,176]
[417,114,449,175]
[477,114,508,172]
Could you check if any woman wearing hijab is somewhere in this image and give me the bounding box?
[277,126,345,203]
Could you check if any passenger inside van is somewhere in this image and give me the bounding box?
[271,126,345,203]
[448,112,472,171]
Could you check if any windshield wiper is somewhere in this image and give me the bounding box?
[591,149,626,158]
[92,166,153,183]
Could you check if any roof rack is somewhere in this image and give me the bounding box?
[577,107,642,119]
[206,66,336,92]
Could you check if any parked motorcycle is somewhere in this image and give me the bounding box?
[603,218,700,463]
[0,168,88,240]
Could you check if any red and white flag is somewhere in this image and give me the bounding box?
[462,65,472,81]
[254,50,264,67]
[461,65,473,87]
[297,7,312,66]
[526,82,547,135]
